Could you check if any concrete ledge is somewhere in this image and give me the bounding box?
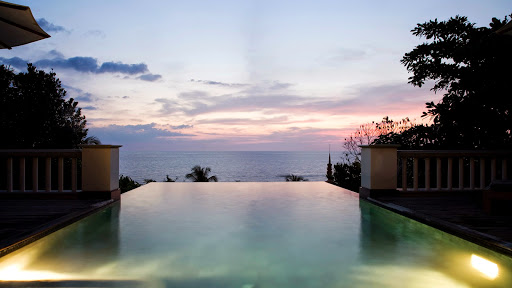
[364,197,512,258]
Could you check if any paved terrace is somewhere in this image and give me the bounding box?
[0,197,114,257]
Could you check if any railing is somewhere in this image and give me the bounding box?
[397,150,511,192]
[0,145,122,199]
[0,149,82,192]
[359,145,512,199]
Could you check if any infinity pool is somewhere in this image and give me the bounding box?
[0,182,511,287]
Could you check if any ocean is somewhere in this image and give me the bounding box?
[119,151,344,183]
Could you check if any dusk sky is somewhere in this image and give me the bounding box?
[1,0,510,151]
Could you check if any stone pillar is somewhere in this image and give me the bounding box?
[359,144,399,199]
[81,145,122,200]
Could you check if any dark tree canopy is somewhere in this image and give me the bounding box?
[400,15,512,149]
[0,64,87,149]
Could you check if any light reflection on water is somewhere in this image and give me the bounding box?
[0,182,511,287]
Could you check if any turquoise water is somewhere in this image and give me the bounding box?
[0,182,511,287]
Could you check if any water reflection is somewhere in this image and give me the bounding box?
[358,200,512,287]
[0,183,511,288]
[0,202,120,279]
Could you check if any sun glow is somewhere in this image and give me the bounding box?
[471,254,499,279]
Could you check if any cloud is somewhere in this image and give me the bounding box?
[35,57,99,72]
[138,73,162,82]
[36,18,66,33]
[170,124,193,129]
[0,54,151,77]
[61,85,96,103]
[190,79,248,88]
[98,62,148,75]
[84,30,106,38]
[46,50,65,59]
[153,80,436,122]
[0,57,28,69]
[196,116,290,125]
[268,81,293,90]
[82,106,97,110]
[320,47,368,66]
[74,92,94,103]
[88,123,193,146]
[154,98,184,115]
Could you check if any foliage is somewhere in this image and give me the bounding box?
[333,161,360,192]
[185,165,218,182]
[401,15,512,149]
[342,117,416,162]
[143,179,156,184]
[119,175,141,193]
[84,136,101,145]
[0,64,88,148]
[334,117,416,191]
[164,175,177,182]
[285,174,308,181]
[373,124,440,149]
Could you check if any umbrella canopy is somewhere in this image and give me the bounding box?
[0,1,50,49]
[496,20,512,36]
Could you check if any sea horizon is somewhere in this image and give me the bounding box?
[119,150,346,183]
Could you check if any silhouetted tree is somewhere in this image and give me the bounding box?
[285,174,308,181]
[185,165,218,182]
[333,161,360,192]
[0,64,88,148]
[164,175,177,182]
[335,117,417,191]
[119,175,141,193]
[401,15,512,149]
[84,136,101,145]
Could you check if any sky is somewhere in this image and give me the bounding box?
[1,0,510,151]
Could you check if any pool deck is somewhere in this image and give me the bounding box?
[0,197,115,257]
[0,185,511,259]
[367,192,512,257]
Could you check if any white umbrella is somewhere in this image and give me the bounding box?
[496,20,512,36]
[0,1,50,49]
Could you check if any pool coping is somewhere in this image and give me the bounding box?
[0,199,117,258]
[365,196,512,258]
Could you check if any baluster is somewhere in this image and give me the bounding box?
[437,158,442,190]
[425,158,431,191]
[502,159,508,180]
[413,157,419,191]
[7,157,13,192]
[470,157,475,190]
[33,157,38,192]
[447,158,453,190]
[480,158,486,189]
[58,157,64,192]
[45,157,51,192]
[491,158,496,182]
[402,157,407,191]
[19,157,25,192]
[72,158,77,192]
[459,157,464,190]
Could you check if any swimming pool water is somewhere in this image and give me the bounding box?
[0,182,511,287]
